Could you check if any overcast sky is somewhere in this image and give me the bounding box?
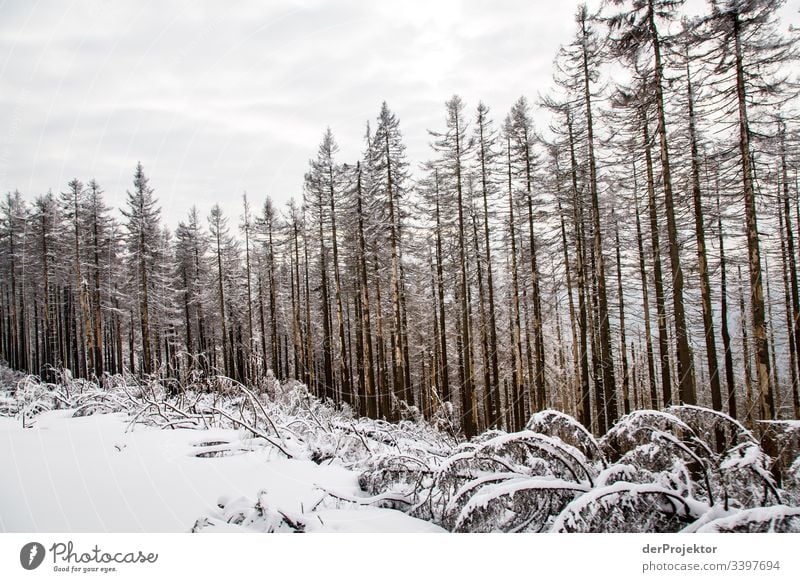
[0,0,796,227]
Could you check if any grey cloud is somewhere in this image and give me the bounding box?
[7,0,786,227]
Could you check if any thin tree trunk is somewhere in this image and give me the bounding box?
[567,112,592,428]
[472,209,492,430]
[643,118,672,408]
[478,117,500,427]
[454,111,477,437]
[686,58,722,412]
[614,215,630,414]
[434,170,451,406]
[648,0,695,405]
[732,11,773,420]
[634,169,659,410]
[328,165,351,405]
[356,164,377,417]
[778,202,798,419]
[779,122,800,418]
[558,197,581,420]
[506,139,525,431]
[739,265,754,428]
[717,187,737,418]
[580,12,616,431]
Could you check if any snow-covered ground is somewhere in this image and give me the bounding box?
[0,410,444,533]
[2,373,798,533]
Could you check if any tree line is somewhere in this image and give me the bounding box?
[1,0,798,437]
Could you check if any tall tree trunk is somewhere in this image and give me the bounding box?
[267,216,279,378]
[739,265,754,427]
[779,122,800,418]
[214,223,228,377]
[686,58,722,412]
[614,215,631,414]
[316,190,334,402]
[522,139,546,414]
[434,171,451,406]
[355,165,377,417]
[506,141,525,431]
[91,206,104,377]
[558,197,581,420]
[566,112,592,428]
[472,209,492,430]
[302,223,316,395]
[732,11,773,420]
[372,245,389,419]
[643,117,672,408]
[716,187,737,418]
[385,132,409,408]
[580,13,616,431]
[328,167,351,405]
[634,168,659,410]
[242,197,254,382]
[648,0,695,405]
[478,120,500,427]
[454,112,477,437]
[778,202,798,418]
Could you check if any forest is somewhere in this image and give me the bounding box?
[1,0,799,445]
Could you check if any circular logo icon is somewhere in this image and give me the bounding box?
[20,542,46,570]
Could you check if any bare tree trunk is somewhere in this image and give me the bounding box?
[257,262,268,377]
[643,118,672,408]
[372,245,390,419]
[302,222,316,395]
[558,197,581,420]
[634,172,658,410]
[567,112,591,428]
[614,214,630,414]
[522,141,546,414]
[648,0,695,405]
[779,122,800,418]
[328,165,351,406]
[316,189,334,402]
[580,12,616,431]
[716,187,737,419]
[434,170,451,406]
[384,132,408,408]
[242,196,255,382]
[472,209,492,430]
[778,202,798,418]
[506,139,525,431]
[90,205,104,377]
[213,219,228,377]
[765,258,781,414]
[739,265,755,428]
[733,12,773,420]
[454,112,477,437]
[686,59,722,412]
[477,116,500,427]
[356,165,377,417]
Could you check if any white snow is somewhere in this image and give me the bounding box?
[696,505,800,532]
[0,410,444,533]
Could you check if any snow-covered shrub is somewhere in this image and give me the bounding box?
[357,405,799,532]
[696,505,800,532]
[2,365,798,533]
[719,442,781,508]
[667,405,756,451]
[526,409,606,467]
[193,491,308,533]
[450,475,588,532]
[14,374,66,426]
[0,364,25,392]
[551,482,708,532]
